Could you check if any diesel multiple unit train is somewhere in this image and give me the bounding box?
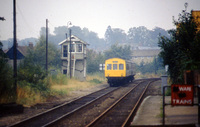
[104,58,136,87]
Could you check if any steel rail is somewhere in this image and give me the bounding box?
[44,80,142,127]
[43,86,122,127]
[122,79,158,127]
[9,79,144,127]
[9,86,119,127]
[85,80,146,127]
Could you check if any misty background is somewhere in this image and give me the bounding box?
[1,25,169,51]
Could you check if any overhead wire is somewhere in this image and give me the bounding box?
[16,3,39,38]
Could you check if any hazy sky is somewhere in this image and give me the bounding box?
[0,0,200,40]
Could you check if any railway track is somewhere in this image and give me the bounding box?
[9,79,158,127]
[9,86,119,127]
[86,79,158,127]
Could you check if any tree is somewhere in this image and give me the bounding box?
[34,35,61,69]
[105,26,127,46]
[18,51,47,91]
[137,57,164,74]
[17,35,60,91]
[104,44,132,60]
[158,5,200,83]
[0,41,14,102]
[127,26,150,46]
[87,49,105,73]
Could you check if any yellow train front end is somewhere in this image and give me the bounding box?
[105,58,126,78]
[105,58,134,86]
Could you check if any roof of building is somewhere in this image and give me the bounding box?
[4,43,34,59]
[58,35,89,45]
[5,46,25,59]
[132,49,161,57]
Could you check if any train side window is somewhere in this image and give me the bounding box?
[113,64,118,70]
[107,64,112,70]
[119,64,124,70]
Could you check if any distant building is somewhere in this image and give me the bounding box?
[59,35,89,81]
[131,49,160,64]
[4,42,33,67]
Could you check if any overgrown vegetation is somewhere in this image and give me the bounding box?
[0,41,15,103]
[136,57,164,75]
[0,10,171,105]
[0,33,164,106]
[49,72,106,99]
[87,43,132,73]
[158,4,200,83]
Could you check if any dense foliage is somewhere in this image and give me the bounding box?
[87,44,133,73]
[87,49,105,73]
[33,35,61,69]
[158,8,200,83]
[18,52,47,91]
[137,57,164,74]
[0,41,14,101]
[104,44,132,60]
[18,35,61,91]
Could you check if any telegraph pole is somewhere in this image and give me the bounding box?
[67,21,72,79]
[69,29,72,79]
[46,19,48,75]
[13,0,17,98]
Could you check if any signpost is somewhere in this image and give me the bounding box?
[99,64,105,71]
[171,84,194,106]
[163,84,198,125]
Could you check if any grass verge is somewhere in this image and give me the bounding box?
[11,72,106,106]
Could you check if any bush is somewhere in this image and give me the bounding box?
[17,81,47,105]
[50,72,68,85]
[0,42,15,103]
[89,79,102,84]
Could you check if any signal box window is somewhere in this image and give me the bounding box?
[119,64,124,70]
[77,44,82,52]
[113,64,118,70]
[107,64,112,70]
[63,45,68,57]
[70,44,75,52]
[63,70,67,74]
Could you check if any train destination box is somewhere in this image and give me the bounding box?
[171,84,194,106]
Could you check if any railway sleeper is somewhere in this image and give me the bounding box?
[107,75,134,87]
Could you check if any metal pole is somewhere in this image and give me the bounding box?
[198,85,200,124]
[13,0,17,99]
[154,56,157,74]
[46,19,48,75]
[69,29,72,79]
[163,86,165,125]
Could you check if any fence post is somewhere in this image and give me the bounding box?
[161,75,168,94]
[163,86,165,125]
[198,85,200,124]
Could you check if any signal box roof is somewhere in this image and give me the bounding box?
[58,35,89,45]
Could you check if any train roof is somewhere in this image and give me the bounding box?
[105,58,133,64]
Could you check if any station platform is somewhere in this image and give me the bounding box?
[131,96,198,126]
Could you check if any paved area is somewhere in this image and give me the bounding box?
[131,96,198,126]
